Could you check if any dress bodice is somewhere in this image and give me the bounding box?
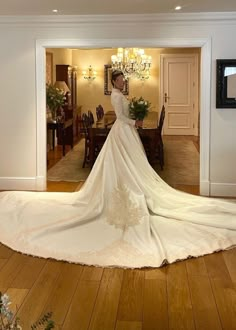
[111,88,135,126]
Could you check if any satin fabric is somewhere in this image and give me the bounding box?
[0,88,235,268]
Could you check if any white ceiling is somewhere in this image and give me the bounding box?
[0,0,236,15]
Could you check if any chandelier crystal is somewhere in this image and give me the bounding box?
[111,48,152,80]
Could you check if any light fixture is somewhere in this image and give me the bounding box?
[175,6,182,10]
[52,9,58,13]
[111,48,152,80]
[82,65,97,81]
[53,81,70,94]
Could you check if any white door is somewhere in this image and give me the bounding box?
[160,54,198,135]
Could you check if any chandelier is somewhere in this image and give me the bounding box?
[111,48,152,80]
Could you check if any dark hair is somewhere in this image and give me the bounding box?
[111,70,124,86]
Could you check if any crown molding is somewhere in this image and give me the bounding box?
[0,12,236,25]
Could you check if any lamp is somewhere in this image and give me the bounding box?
[53,81,70,94]
[82,65,97,81]
[111,48,152,80]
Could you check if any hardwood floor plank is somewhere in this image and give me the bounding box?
[205,251,232,281]
[205,252,236,329]
[0,258,7,271]
[42,263,83,326]
[0,243,14,258]
[188,275,222,329]
[116,321,142,330]
[145,267,166,280]
[117,269,144,322]
[75,181,85,191]
[80,265,104,281]
[11,256,47,289]
[0,253,29,288]
[167,262,195,330]
[89,268,124,330]
[223,248,236,284]
[186,256,208,276]
[143,278,168,330]
[210,277,236,330]
[6,288,29,315]
[62,280,100,330]
[46,181,79,192]
[16,260,62,329]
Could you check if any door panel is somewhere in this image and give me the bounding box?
[161,54,198,135]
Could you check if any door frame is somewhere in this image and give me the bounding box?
[160,53,199,136]
[36,38,211,196]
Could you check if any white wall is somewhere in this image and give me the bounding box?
[0,14,235,196]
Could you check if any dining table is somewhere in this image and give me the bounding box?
[88,111,159,167]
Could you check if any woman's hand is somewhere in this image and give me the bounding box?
[135,120,143,128]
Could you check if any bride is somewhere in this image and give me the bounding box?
[0,70,235,268]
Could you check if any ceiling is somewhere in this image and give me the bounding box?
[0,0,236,16]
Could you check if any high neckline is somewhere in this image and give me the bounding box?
[112,88,122,93]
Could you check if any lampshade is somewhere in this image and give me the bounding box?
[54,81,70,93]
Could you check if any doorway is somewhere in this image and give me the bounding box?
[35,38,211,196]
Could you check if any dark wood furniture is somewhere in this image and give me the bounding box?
[47,118,73,157]
[56,65,79,140]
[139,106,165,169]
[87,111,161,168]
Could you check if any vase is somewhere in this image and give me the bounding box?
[50,108,57,122]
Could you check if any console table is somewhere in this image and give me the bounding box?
[47,118,73,156]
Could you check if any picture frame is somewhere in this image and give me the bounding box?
[46,52,53,84]
[216,59,236,108]
[104,64,129,95]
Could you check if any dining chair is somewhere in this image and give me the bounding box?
[156,105,165,169]
[96,105,104,121]
[82,113,91,168]
[88,110,95,126]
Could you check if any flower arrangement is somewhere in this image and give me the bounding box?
[46,84,66,118]
[129,96,151,120]
[0,292,54,330]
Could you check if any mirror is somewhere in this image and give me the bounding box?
[104,64,129,95]
[216,59,236,108]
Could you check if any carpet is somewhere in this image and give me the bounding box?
[47,137,199,185]
[157,138,199,185]
[47,139,90,182]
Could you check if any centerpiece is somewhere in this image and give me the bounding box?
[129,96,151,120]
[46,84,66,121]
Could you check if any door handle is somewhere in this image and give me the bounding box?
[164,93,170,103]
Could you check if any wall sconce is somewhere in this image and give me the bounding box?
[82,65,97,81]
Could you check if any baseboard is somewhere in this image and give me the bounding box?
[210,182,236,197]
[0,176,46,191]
[200,180,210,196]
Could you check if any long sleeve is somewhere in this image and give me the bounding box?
[111,90,135,126]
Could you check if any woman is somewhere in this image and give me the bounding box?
[0,70,235,268]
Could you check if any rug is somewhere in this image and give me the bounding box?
[47,137,199,185]
[157,138,199,185]
[47,139,90,182]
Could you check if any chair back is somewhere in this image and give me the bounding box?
[158,105,165,134]
[88,110,95,126]
[96,105,104,121]
[82,113,91,135]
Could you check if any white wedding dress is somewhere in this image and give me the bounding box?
[0,88,235,268]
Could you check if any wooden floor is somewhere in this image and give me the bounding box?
[0,137,235,329]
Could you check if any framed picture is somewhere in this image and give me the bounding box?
[216,59,236,108]
[46,52,53,84]
[104,64,129,95]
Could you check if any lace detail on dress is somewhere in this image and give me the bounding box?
[105,184,145,230]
